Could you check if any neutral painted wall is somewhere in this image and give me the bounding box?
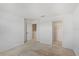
[27,23,32,40]
[38,22,52,46]
[0,12,24,51]
[62,14,74,49]
[72,5,79,49]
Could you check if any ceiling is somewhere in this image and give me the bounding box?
[0,3,78,19]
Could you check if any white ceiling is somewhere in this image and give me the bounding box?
[0,3,78,19]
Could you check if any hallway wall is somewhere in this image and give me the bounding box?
[62,14,74,49]
[27,23,32,40]
[38,22,52,46]
[72,5,79,49]
[0,12,24,51]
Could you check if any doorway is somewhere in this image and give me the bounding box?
[52,21,63,48]
[32,24,37,41]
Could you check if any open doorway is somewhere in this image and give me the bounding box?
[52,21,63,48]
[32,24,37,41]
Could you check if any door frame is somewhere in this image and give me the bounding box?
[24,19,27,43]
[52,20,63,48]
[32,24,37,42]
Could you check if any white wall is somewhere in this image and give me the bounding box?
[0,12,24,51]
[27,23,32,40]
[38,22,52,46]
[72,5,79,49]
[62,14,74,49]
